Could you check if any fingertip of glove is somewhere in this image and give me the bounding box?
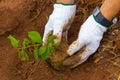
[67,49,73,56]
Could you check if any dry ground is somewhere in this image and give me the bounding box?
[0,0,120,80]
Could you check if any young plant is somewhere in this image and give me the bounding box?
[8,31,54,61]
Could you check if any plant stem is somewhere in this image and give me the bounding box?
[18,43,42,50]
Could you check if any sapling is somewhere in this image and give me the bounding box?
[8,31,55,61]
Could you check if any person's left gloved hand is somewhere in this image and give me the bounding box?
[43,3,76,44]
[63,14,117,68]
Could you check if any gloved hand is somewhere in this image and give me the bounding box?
[63,15,117,68]
[43,3,76,44]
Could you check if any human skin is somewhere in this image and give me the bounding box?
[56,0,74,4]
[57,0,120,21]
[100,0,120,21]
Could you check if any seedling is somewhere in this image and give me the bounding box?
[8,31,55,61]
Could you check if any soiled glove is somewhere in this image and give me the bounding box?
[43,3,76,44]
[63,15,117,68]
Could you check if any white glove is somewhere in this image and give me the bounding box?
[43,3,76,44]
[63,15,117,68]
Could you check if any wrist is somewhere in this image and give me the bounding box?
[100,8,113,21]
[99,0,120,21]
[93,7,117,28]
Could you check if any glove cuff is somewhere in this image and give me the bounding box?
[55,2,75,6]
[54,3,76,9]
[93,7,117,28]
[91,15,107,33]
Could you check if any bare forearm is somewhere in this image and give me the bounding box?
[56,0,74,4]
[100,0,120,21]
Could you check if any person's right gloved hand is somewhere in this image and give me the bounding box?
[43,3,76,44]
[63,14,117,69]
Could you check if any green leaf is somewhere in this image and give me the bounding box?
[39,45,47,55]
[22,38,30,47]
[28,31,42,43]
[48,43,54,52]
[48,35,54,44]
[34,46,39,61]
[48,43,53,48]
[50,46,55,52]
[41,46,51,60]
[21,49,29,60]
[8,35,19,48]
[54,42,60,46]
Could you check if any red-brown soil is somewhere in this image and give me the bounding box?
[0,0,120,80]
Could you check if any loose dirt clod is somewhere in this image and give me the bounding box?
[47,39,69,71]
